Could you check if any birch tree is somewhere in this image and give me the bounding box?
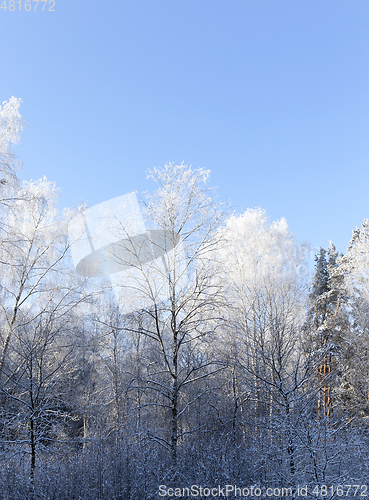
[1,311,78,478]
[0,177,88,476]
[0,96,23,195]
[0,178,68,377]
[215,208,311,479]
[107,163,226,460]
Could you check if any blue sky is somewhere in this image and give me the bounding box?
[1,0,369,256]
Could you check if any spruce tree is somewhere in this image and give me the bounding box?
[306,243,347,418]
[337,221,369,417]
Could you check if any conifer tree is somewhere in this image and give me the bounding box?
[337,221,369,416]
[307,243,347,418]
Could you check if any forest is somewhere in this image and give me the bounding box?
[1,98,369,499]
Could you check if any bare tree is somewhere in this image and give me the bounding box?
[0,177,89,482]
[0,96,23,196]
[215,208,313,479]
[101,163,227,460]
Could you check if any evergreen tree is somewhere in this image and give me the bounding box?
[306,243,348,418]
[309,247,329,328]
[336,221,369,417]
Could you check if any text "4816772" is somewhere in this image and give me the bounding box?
[1,0,55,11]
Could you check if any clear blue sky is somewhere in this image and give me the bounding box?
[1,0,369,256]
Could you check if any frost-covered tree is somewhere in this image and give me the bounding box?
[215,208,311,480]
[305,243,349,419]
[0,177,89,479]
[341,219,369,303]
[0,178,69,377]
[0,97,23,200]
[2,312,79,478]
[107,163,226,461]
[335,221,369,417]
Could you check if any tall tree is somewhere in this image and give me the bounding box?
[0,177,88,479]
[306,243,348,418]
[336,221,369,417]
[215,208,310,479]
[107,163,226,460]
